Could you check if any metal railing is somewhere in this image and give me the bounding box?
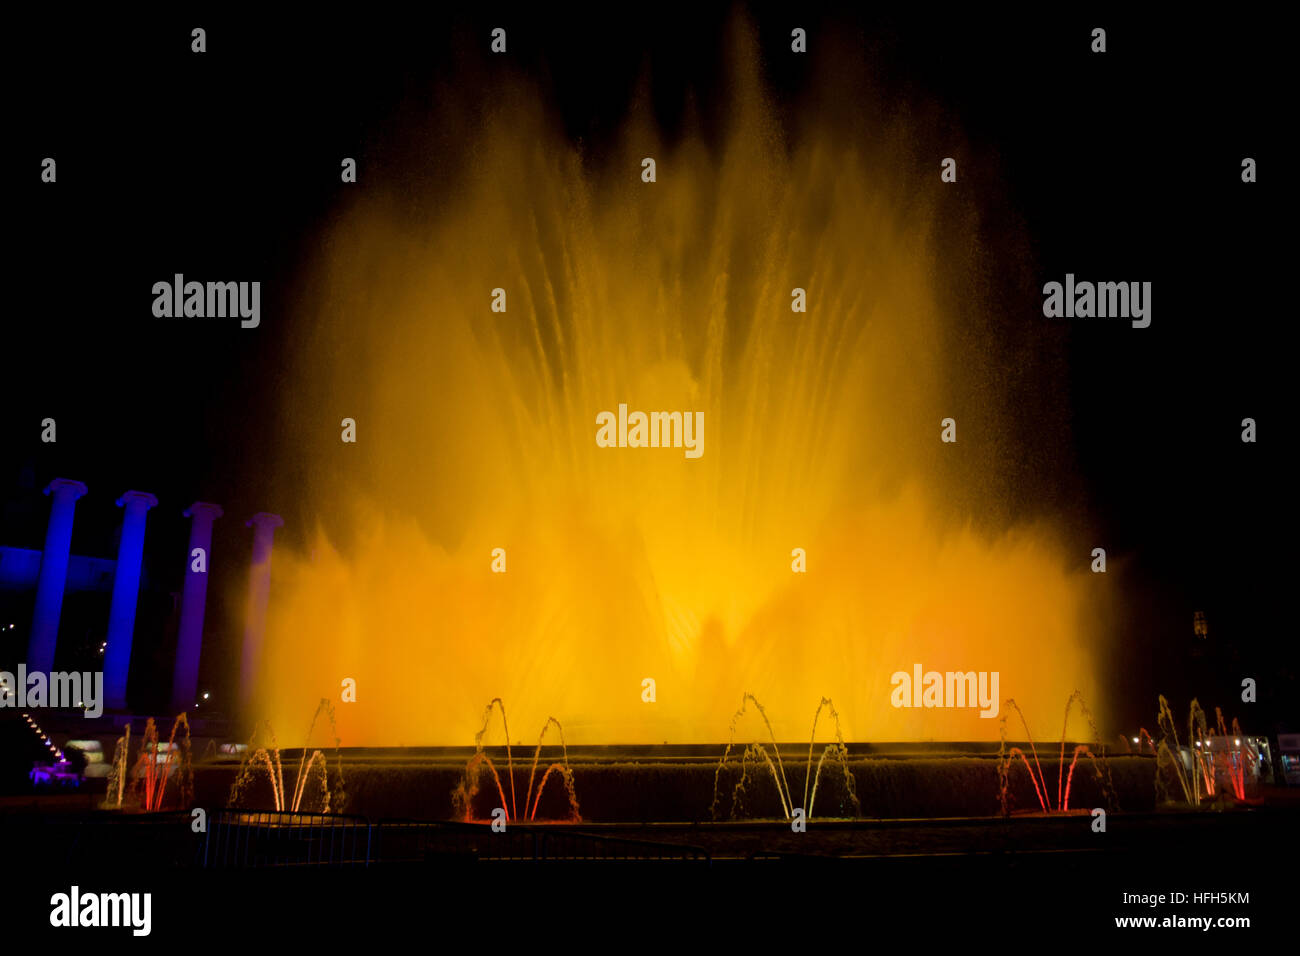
[204,810,373,867]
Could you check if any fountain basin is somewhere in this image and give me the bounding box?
[194,748,1159,822]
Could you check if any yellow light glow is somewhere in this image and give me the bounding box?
[257,24,1107,745]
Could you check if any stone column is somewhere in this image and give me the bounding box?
[171,502,223,712]
[239,512,283,714]
[103,491,158,710]
[27,478,89,674]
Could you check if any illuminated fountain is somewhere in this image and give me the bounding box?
[1211,708,1259,801]
[104,723,129,809]
[997,692,1116,815]
[254,19,1106,750]
[1143,696,1259,807]
[228,699,345,813]
[453,698,581,822]
[102,714,193,812]
[711,694,859,821]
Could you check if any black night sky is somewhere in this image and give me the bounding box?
[2,6,1291,736]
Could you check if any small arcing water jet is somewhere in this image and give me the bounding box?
[997,693,1114,816]
[712,693,860,821]
[103,721,130,810]
[1150,696,1258,806]
[101,714,193,812]
[453,699,581,822]
[229,698,345,813]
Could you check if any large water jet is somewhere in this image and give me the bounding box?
[256,19,1107,746]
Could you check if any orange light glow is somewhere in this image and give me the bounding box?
[257,25,1108,745]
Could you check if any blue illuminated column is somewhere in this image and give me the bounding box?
[239,512,284,714]
[27,478,89,674]
[171,501,223,713]
[103,490,159,710]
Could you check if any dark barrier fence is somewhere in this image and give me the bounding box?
[204,811,373,867]
[1,809,710,868]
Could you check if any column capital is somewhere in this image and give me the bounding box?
[44,478,88,500]
[116,490,159,510]
[246,512,284,531]
[184,501,224,521]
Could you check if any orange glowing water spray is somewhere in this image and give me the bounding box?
[457,701,580,822]
[999,694,1111,814]
[473,698,517,820]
